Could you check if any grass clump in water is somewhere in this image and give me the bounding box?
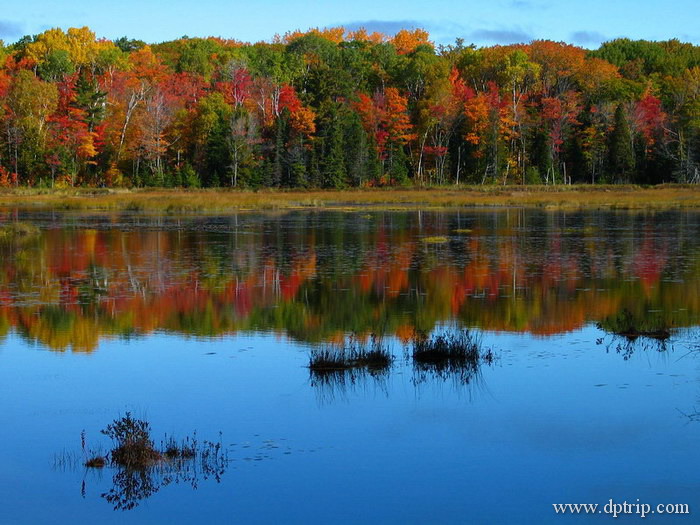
[78,414,229,510]
[412,329,491,364]
[82,413,221,471]
[100,413,162,469]
[84,456,106,468]
[163,437,196,460]
[309,334,393,372]
[411,330,494,384]
[308,334,393,399]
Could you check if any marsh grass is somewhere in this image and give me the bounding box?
[162,436,197,460]
[308,333,393,373]
[3,184,700,212]
[411,330,494,384]
[77,414,229,511]
[308,334,393,399]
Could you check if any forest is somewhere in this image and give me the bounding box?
[0,26,699,189]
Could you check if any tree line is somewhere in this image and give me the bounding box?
[0,26,699,188]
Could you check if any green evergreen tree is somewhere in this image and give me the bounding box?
[609,104,635,182]
[271,112,289,187]
[344,112,369,187]
[387,144,409,185]
[73,73,107,132]
[321,108,347,188]
[285,142,308,187]
[366,134,382,185]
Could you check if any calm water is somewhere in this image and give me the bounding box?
[1,209,699,524]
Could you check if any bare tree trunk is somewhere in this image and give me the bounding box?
[455,145,462,185]
[118,91,141,161]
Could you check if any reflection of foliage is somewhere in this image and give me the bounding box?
[0,222,40,243]
[78,265,110,306]
[678,409,700,423]
[103,468,160,511]
[597,309,671,342]
[100,444,228,511]
[596,332,670,360]
[2,210,700,350]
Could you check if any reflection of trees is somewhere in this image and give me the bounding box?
[102,468,159,511]
[82,450,226,511]
[100,452,228,511]
[1,209,700,350]
[597,333,671,360]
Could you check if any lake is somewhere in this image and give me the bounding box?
[0,208,698,523]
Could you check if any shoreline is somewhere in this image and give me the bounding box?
[2,185,700,212]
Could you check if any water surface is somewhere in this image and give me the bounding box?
[0,209,698,523]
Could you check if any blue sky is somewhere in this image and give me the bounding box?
[1,0,698,48]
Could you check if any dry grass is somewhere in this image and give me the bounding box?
[1,185,700,212]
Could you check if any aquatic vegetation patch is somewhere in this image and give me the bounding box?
[77,413,228,511]
[163,437,196,460]
[421,236,449,244]
[308,334,393,373]
[99,413,162,469]
[83,413,219,471]
[308,334,394,400]
[84,455,106,468]
[411,330,495,384]
[412,329,492,364]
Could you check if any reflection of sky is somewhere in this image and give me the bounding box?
[1,326,698,523]
[1,0,699,47]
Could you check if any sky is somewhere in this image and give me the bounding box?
[0,0,698,48]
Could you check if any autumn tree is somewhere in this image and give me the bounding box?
[5,70,59,183]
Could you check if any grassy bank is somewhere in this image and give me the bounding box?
[2,184,700,212]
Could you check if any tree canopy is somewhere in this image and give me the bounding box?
[0,26,699,188]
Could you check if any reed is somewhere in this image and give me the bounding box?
[308,334,393,372]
